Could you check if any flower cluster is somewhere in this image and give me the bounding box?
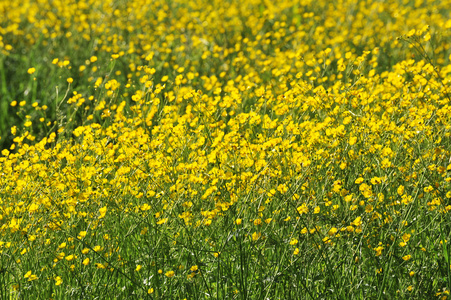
[1,0,451,298]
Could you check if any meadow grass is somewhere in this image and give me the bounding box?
[1,0,451,299]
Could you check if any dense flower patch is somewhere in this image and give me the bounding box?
[1,0,451,298]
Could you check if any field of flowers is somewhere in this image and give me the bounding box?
[1,0,451,298]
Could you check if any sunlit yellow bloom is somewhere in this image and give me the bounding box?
[328,227,338,236]
[252,232,261,241]
[96,263,106,269]
[190,265,198,272]
[24,271,38,281]
[165,270,175,278]
[157,218,168,225]
[402,255,412,261]
[351,216,362,227]
[55,276,62,286]
[65,255,75,261]
[374,246,384,257]
[98,206,107,219]
[297,203,309,215]
[397,185,405,196]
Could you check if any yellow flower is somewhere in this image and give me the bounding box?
[55,276,62,286]
[252,232,261,241]
[374,246,384,256]
[381,158,392,168]
[24,271,38,281]
[328,227,338,236]
[351,216,362,227]
[165,270,175,278]
[402,233,411,243]
[190,265,198,272]
[27,67,36,74]
[424,186,433,193]
[157,218,168,225]
[98,206,107,219]
[397,185,405,196]
[82,258,90,266]
[253,219,262,226]
[365,205,373,213]
[370,177,382,185]
[65,255,75,261]
[296,203,309,215]
[355,177,364,184]
[28,203,39,213]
